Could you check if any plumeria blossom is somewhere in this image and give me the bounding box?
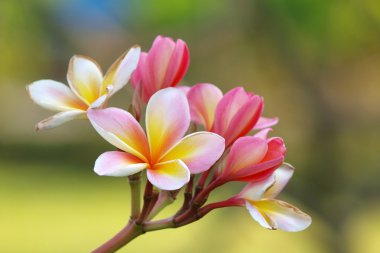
[27,46,140,130]
[216,128,286,183]
[28,35,311,251]
[88,88,225,190]
[186,83,278,146]
[234,163,311,231]
[131,35,190,103]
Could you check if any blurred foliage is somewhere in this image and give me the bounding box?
[1,0,380,252]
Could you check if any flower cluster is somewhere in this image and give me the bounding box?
[27,35,311,252]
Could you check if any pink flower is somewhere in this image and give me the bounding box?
[235,164,311,231]
[88,88,225,190]
[186,83,278,146]
[216,129,286,183]
[131,35,190,103]
[27,47,140,130]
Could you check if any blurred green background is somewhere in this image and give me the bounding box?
[1,0,380,252]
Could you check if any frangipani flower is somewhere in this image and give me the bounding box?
[27,46,140,130]
[88,88,225,190]
[216,130,286,183]
[235,163,312,231]
[186,83,278,146]
[131,35,190,103]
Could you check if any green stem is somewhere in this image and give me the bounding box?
[128,172,142,220]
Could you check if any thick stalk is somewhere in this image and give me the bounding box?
[92,220,143,253]
[144,217,176,232]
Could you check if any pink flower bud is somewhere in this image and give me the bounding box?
[217,134,286,183]
[131,35,190,103]
[187,84,278,147]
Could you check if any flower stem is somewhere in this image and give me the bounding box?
[193,179,223,207]
[177,175,194,215]
[128,172,141,220]
[92,220,143,253]
[146,190,178,220]
[144,217,176,232]
[195,170,211,197]
[136,181,154,224]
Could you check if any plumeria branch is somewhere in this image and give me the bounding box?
[92,220,143,253]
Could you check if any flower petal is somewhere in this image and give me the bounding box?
[162,38,189,87]
[94,151,147,177]
[233,137,286,182]
[224,136,268,176]
[160,132,225,174]
[240,175,276,201]
[36,110,86,131]
[146,88,190,163]
[251,199,312,232]
[254,128,272,140]
[213,87,251,135]
[177,85,190,96]
[147,159,190,190]
[254,117,279,130]
[67,55,103,105]
[102,46,141,97]
[262,137,287,162]
[130,52,147,90]
[147,36,176,89]
[27,80,87,111]
[187,83,223,130]
[245,200,273,230]
[223,95,263,146]
[87,108,149,162]
[264,163,294,199]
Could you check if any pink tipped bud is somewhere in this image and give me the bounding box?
[131,35,190,103]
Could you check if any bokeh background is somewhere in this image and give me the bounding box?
[1,0,380,252]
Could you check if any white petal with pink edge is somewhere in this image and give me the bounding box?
[250,199,312,232]
[36,110,86,131]
[146,88,190,162]
[87,108,149,162]
[102,46,140,96]
[264,163,294,198]
[147,159,190,190]
[240,175,276,201]
[67,55,103,105]
[94,151,147,177]
[160,132,225,174]
[27,80,87,111]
